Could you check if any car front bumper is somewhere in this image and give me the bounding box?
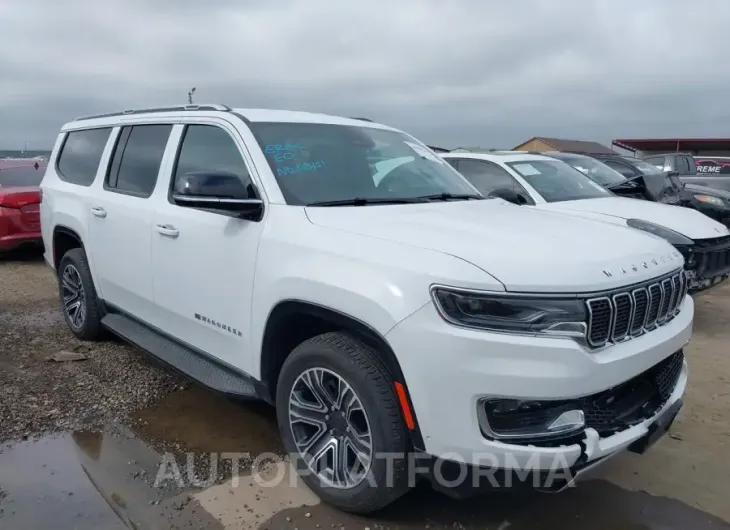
[385,296,692,482]
[414,385,684,497]
[680,236,730,292]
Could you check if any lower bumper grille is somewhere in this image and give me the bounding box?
[480,351,685,443]
[583,350,683,436]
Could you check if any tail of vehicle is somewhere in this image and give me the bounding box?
[0,186,42,251]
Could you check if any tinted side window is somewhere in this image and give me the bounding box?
[603,159,636,177]
[445,158,459,170]
[679,156,694,174]
[457,159,519,195]
[57,128,112,186]
[644,156,665,170]
[107,125,172,197]
[173,125,251,186]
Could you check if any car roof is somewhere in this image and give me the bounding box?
[543,151,590,160]
[441,151,557,164]
[62,104,399,133]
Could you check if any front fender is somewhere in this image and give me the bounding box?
[248,223,494,379]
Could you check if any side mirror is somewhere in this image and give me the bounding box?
[488,188,527,205]
[171,171,264,221]
[667,171,680,178]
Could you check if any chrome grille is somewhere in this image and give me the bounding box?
[586,269,686,349]
[646,284,661,328]
[630,288,648,336]
[611,293,632,342]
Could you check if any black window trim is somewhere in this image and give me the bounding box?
[167,122,259,211]
[103,123,173,199]
[104,126,132,190]
[55,126,114,187]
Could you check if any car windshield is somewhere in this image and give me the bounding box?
[626,158,664,175]
[506,159,614,202]
[0,165,46,186]
[248,122,478,205]
[548,154,627,186]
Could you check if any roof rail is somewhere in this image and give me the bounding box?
[350,117,373,122]
[75,103,232,121]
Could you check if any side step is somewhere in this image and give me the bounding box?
[101,313,264,399]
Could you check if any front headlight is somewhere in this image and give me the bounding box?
[431,287,587,338]
[694,194,724,206]
[626,218,693,246]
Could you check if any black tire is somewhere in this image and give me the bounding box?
[276,331,411,514]
[57,247,103,340]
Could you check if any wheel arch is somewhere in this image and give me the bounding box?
[52,224,84,269]
[260,299,425,450]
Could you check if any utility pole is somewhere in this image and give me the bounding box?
[187,87,196,104]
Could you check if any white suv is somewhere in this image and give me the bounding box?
[41,105,691,513]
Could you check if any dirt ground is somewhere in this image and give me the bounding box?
[1,250,730,529]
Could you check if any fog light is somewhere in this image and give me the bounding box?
[547,410,585,435]
[479,399,586,442]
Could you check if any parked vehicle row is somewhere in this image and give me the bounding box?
[441,150,730,293]
[642,152,730,192]
[547,152,730,292]
[584,153,730,226]
[39,105,692,513]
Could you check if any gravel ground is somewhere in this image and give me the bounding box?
[0,253,184,444]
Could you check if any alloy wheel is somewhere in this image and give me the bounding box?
[288,367,373,489]
[61,264,86,329]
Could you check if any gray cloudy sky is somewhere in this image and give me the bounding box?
[1,0,729,149]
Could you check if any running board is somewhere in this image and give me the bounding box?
[101,313,264,399]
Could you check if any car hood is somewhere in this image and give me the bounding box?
[536,197,730,240]
[684,183,730,201]
[305,200,683,293]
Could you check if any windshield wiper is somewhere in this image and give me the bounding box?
[307,197,426,207]
[415,193,484,201]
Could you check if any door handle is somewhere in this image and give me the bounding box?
[90,206,107,218]
[155,224,179,238]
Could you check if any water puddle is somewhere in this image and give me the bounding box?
[131,386,281,456]
[1,386,728,529]
[0,433,127,530]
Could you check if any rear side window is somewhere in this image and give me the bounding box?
[644,156,666,171]
[56,128,112,186]
[106,124,172,197]
[679,156,694,174]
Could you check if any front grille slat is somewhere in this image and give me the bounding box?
[612,293,632,342]
[630,288,649,336]
[646,284,662,328]
[587,298,612,347]
[585,269,684,350]
[659,278,672,321]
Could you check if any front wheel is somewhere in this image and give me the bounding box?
[58,248,103,340]
[276,332,411,514]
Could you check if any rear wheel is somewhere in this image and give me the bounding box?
[58,248,103,340]
[276,332,411,514]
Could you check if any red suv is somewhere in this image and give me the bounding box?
[0,160,46,252]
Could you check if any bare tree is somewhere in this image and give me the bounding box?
[187,87,196,104]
